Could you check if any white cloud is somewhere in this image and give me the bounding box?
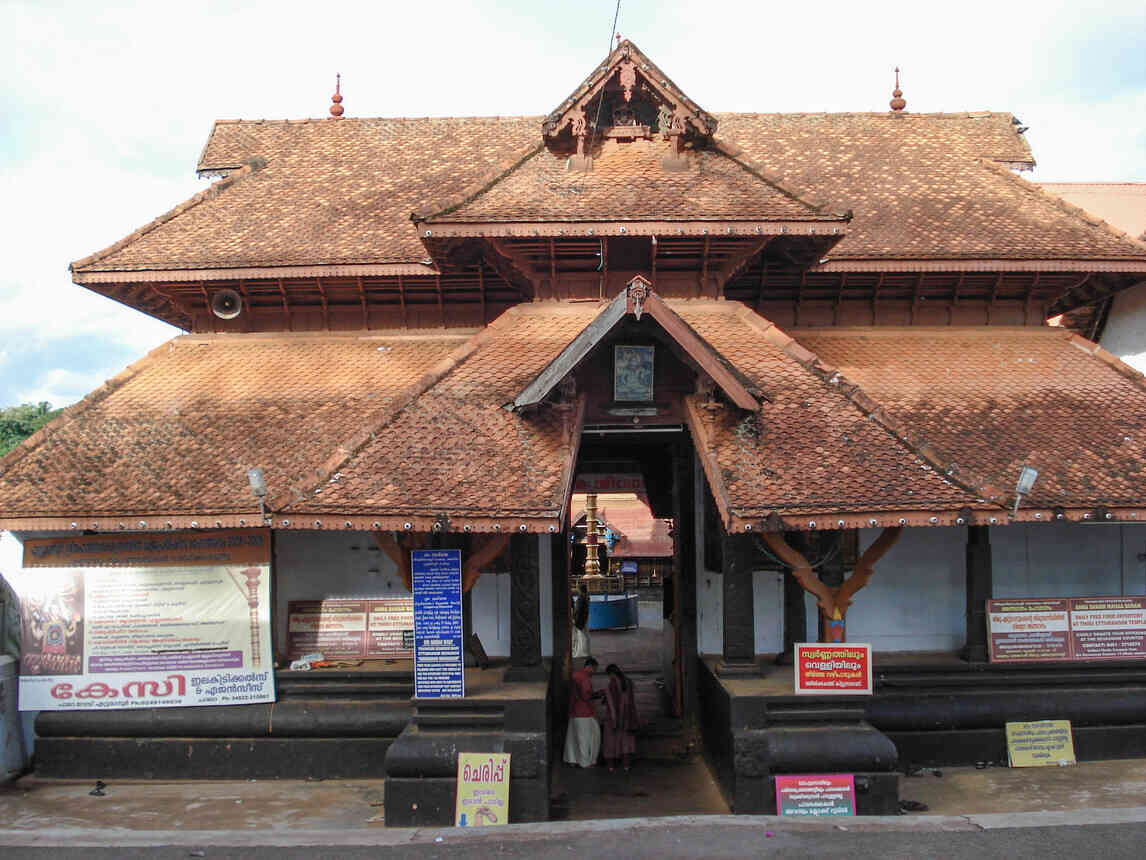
[1,0,1144,407]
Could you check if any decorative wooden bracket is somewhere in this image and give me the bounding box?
[762,527,902,641]
[372,531,510,593]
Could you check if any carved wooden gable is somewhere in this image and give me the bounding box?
[541,40,717,163]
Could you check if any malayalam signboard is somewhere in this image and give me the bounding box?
[1006,720,1076,767]
[16,530,274,711]
[287,598,413,660]
[987,597,1146,662]
[455,752,510,826]
[795,644,873,695]
[775,774,856,816]
[412,549,464,699]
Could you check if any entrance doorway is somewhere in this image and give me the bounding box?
[553,427,728,819]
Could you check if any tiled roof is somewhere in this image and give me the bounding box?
[676,304,984,527]
[422,137,832,224]
[570,493,674,559]
[285,304,599,528]
[0,333,469,528]
[795,326,1146,512]
[72,112,1146,277]
[6,298,1146,532]
[716,113,1146,265]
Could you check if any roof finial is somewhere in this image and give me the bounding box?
[889,67,906,112]
[329,73,344,119]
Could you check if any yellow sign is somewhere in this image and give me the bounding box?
[1006,720,1076,767]
[455,752,510,827]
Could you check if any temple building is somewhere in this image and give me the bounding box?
[3,40,1146,822]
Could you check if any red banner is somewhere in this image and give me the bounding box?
[794,643,872,695]
[287,598,413,660]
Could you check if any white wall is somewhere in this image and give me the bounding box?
[1099,280,1146,374]
[840,526,968,652]
[273,530,407,653]
[754,571,784,654]
[273,530,554,660]
[992,522,1145,597]
[695,456,722,655]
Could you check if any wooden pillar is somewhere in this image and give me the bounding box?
[506,531,546,681]
[776,556,807,665]
[962,525,993,662]
[718,532,758,675]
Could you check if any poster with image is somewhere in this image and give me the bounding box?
[16,530,274,711]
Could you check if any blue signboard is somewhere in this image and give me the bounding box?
[412,549,465,699]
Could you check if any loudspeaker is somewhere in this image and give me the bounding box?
[210,288,243,320]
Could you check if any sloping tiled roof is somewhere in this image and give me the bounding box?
[0,333,470,528]
[71,111,1146,278]
[795,326,1146,512]
[284,304,599,529]
[570,493,674,559]
[420,137,832,224]
[6,298,1146,532]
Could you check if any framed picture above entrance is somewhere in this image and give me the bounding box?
[614,345,654,402]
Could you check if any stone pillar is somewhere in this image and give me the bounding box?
[718,532,758,675]
[506,531,546,682]
[962,525,992,663]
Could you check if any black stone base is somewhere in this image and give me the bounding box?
[716,660,760,676]
[503,664,548,683]
[890,723,1146,768]
[35,737,394,779]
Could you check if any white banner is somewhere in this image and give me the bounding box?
[16,530,274,711]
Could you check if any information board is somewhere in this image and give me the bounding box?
[794,643,872,695]
[775,774,855,816]
[287,598,413,660]
[455,752,510,826]
[16,530,274,711]
[1006,720,1076,767]
[987,597,1146,662]
[412,549,464,698]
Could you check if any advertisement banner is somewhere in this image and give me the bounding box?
[794,643,872,695]
[287,598,413,659]
[987,597,1146,662]
[16,530,274,711]
[412,549,464,699]
[775,774,856,816]
[455,752,511,826]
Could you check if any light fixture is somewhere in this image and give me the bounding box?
[1012,466,1038,518]
[248,467,268,523]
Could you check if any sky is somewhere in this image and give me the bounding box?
[1,0,1144,408]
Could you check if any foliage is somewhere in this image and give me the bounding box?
[0,401,62,458]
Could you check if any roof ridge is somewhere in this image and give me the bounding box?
[274,305,529,509]
[412,142,546,223]
[1063,329,1146,394]
[731,304,1006,507]
[70,159,266,273]
[979,159,1146,257]
[709,138,852,219]
[0,338,177,482]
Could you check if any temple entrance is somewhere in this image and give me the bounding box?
[553,428,728,819]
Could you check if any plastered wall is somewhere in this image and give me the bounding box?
[1100,280,1146,374]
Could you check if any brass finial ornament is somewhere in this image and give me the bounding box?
[329,73,344,118]
[889,67,906,112]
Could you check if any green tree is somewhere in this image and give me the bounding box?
[0,401,62,458]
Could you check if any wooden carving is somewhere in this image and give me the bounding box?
[618,60,637,102]
[762,527,903,642]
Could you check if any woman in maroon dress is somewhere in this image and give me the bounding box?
[602,663,640,772]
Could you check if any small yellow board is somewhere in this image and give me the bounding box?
[1005,720,1076,767]
[455,752,511,826]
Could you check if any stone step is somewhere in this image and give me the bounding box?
[765,702,867,724]
[277,681,414,698]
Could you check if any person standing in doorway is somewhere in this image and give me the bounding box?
[563,657,602,768]
[602,663,640,772]
[571,581,591,658]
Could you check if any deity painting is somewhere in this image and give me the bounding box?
[20,570,85,676]
[613,345,654,402]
